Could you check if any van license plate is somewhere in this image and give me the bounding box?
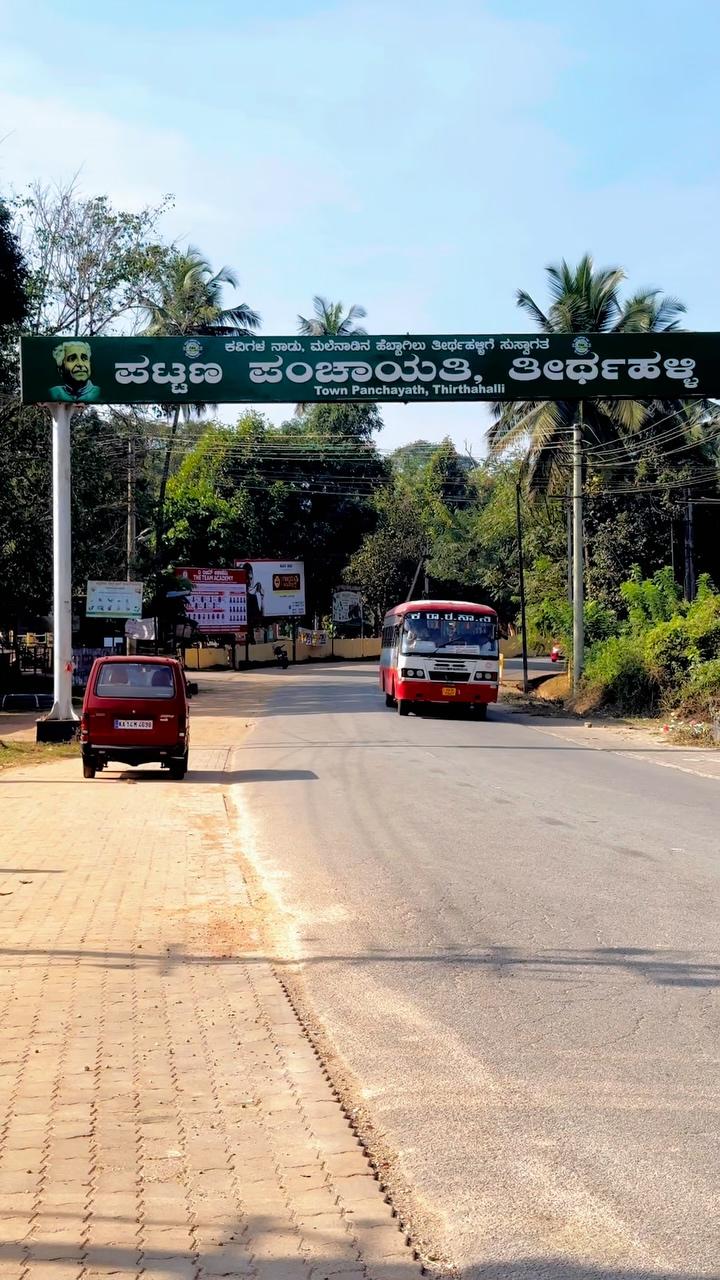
[442,686,457,696]
[115,719,152,730]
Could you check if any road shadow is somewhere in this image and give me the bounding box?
[463,1265,720,1280]
[0,1225,717,1280]
[0,867,64,873]
[116,768,319,784]
[0,943,717,988]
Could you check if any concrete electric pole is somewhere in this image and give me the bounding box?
[37,403,78,740]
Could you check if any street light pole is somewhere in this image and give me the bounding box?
[572,402,584,689]
[515,480,529,694]
[37,403,78,739]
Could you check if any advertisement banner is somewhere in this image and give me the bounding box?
[233,560,305,621]
[177,567,247,634]
[20,333,718,405]
[86,580,143,618]
[332,589,363,625]
[299,628,329,648]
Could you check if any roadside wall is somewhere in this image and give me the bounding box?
[184,647,232,670]
[183,638,381,669]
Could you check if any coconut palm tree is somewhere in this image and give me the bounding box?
[144,247,260,337]
[294,296,368,417]
[488,254,687,493]
[142,247,260,564]
[297,296,367,337]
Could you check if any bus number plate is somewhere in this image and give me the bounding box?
[442,686,457,696]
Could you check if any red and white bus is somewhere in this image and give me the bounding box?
[380,600,499,718]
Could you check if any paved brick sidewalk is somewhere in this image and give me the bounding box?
[0,695,422,1280]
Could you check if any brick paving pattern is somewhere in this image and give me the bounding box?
[0,707,422,1280]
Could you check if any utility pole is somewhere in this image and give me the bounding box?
[126,439,136,655]
[37,403,78,740]
[566,490,573,605]
[684,488,696,601]
[515,481,529,694]
[126,438,135,580]
[572,403,584,689]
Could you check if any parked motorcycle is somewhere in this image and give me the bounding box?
[273,644,289,669]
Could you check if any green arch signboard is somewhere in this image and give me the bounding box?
[20,332,717,406]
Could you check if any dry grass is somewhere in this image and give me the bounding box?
[0,740,80,772]
[534,673,571,701]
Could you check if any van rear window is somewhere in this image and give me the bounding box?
[96,663,176,700]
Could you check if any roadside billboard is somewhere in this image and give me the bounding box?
[233,560,305,622]
[177,567,247,634]
[332,589,363,625]
[86,580,143,618]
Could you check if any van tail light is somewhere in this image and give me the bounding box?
[80,712,89,742]
[178,713,187,737]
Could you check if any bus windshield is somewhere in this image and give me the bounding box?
[401,611,497,657]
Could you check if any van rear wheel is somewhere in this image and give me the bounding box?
[169,752,188,780]
[82,759,96,779]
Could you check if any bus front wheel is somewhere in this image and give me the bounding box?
[384,678,395,707]
[397,699,410,716]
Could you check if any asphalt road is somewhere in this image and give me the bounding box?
[505,655,565,680]
[229,664,720,1279]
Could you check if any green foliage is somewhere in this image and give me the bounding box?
[488,254,692,495]
[680,659,720,715]
[165,412,388,619]
[345,485,426,627]
[526,595,616,651]
[621,565,682,631]
[644,616,691,685]
[0,198,28,334]
[142,247,259,337]
[582,635,660,714]
[298,401,382,442]
[297,296,366,336]
[684,589,720,663]
[0,196,29,392]
[0,404,156,627]
[580,567,720,715]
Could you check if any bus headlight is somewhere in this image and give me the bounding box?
[401,668,424,679]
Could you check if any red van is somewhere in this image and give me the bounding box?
[80,656,190,780]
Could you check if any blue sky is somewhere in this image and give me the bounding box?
[1,0,718,451]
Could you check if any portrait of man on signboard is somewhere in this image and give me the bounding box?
[240,562,264,627]
[49,341,101,403]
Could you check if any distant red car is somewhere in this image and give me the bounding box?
[80,656,190,780]
[550,645,563,663]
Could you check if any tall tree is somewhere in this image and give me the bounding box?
[345,485,427,627]
[142,247,259,337]
[16,178,171,336]
[297,296,367,337]
[487,254,688,493]
[141,246,260,561]
[0,195,29,394]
